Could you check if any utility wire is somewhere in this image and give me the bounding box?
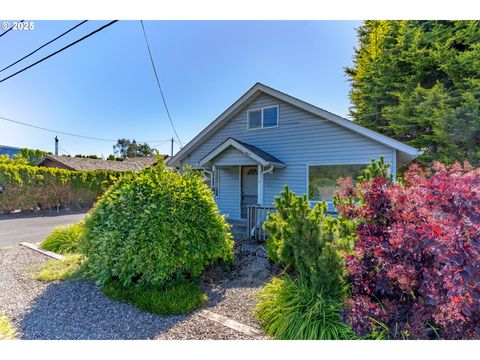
[59,145,71,156]
[0,115,118,142]
[139,20,183,148]
[0,20,88,73]
[0,20,23,38]
[0,114,173,144]
[0,20,118,84]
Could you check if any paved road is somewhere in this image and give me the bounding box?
[0,211,87,247]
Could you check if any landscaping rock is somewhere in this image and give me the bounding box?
[0,245,273,340]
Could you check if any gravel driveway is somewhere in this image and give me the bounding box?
[0,211,87,247]
[0,245,270,340]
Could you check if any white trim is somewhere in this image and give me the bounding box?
[306,162,371,202]
[211,165,219,197]
[257,164,264,205]
[247,105,279,130]
[239,166,242,218]
[198,138,285,168]
[167,83,422,168]
[392,148,397,180]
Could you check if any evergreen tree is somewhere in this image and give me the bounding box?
[346,20,480,165]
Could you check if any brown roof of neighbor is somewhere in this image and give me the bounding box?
[37,155,165,172]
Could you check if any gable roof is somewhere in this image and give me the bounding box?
[167,83,423,168]
[37,155,161,172]
[198,137,286,168]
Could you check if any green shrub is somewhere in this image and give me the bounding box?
[102,280,207,315]
[0,163,123,212]
[255,276,356,340]
[264,187,350,297]
[33,254,86,281]
[81,163,234,290]
[40,222,85,254]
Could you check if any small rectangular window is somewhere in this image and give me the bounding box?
[308,164,367,201]
[263,107,278,128]
[247,106,279,130]
[247,110,262,129]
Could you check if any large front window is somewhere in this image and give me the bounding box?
[308,164,367,201]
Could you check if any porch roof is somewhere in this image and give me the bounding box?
[198,137,286,168]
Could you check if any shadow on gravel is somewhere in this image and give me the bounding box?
[201,243,276,308]
[18,280,186,340]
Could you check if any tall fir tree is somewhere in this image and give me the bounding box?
[346,20,480,165]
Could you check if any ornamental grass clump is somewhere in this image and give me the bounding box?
[81,163,234,291]
[40,222,85,254]
[257,187,355,339]
[256,276,356,340]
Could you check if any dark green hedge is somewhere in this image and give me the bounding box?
[0,164,125,212]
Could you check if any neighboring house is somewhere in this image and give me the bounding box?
[167,83,422,237]
[37,155,165,172]
[0,145,21,158]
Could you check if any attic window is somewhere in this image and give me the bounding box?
[247,106,278,130]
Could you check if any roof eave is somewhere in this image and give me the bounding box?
[166,83,423,166]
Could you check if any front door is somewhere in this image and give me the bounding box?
[241,166,258,218]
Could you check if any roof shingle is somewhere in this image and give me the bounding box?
[37,155,163,171]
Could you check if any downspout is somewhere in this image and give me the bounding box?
[262,165,274,175]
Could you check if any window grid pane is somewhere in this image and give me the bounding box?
[248,110,262,129]
[263,107,278,127]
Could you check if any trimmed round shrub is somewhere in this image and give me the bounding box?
[81,164,234,289]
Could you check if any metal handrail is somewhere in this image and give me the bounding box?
[246,204,275,241]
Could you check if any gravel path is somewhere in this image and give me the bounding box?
[0,245,271,340]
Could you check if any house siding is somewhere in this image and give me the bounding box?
[184,93,395,218]
[216,166,240,219]
[212,147,257,166]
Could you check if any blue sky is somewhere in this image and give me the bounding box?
[0,20,361,157]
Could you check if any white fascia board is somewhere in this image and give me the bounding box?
[167,83,423,167]
[167,85,262,167]
[255,83,423,157]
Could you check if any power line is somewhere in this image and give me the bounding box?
[59,145,71,156]
[139,20,183,148]
[0,114,174,144]
[0,115,118,142]
[152,140,171,148]
[0,20,118,84]
[0,20,23,38]
[0,20,88,73]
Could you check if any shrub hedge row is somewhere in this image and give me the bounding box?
[0,163,125,212]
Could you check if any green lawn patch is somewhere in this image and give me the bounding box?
[32,254,86,281]
[40,222,85,254]
[0,311,16,340]
[102,279,207,315]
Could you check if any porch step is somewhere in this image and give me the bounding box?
[227,219,248,242]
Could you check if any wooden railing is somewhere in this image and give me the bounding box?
[246,205,275,241]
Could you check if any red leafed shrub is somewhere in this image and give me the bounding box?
[337,161,480,339]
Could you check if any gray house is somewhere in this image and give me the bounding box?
[167,83,422,238]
